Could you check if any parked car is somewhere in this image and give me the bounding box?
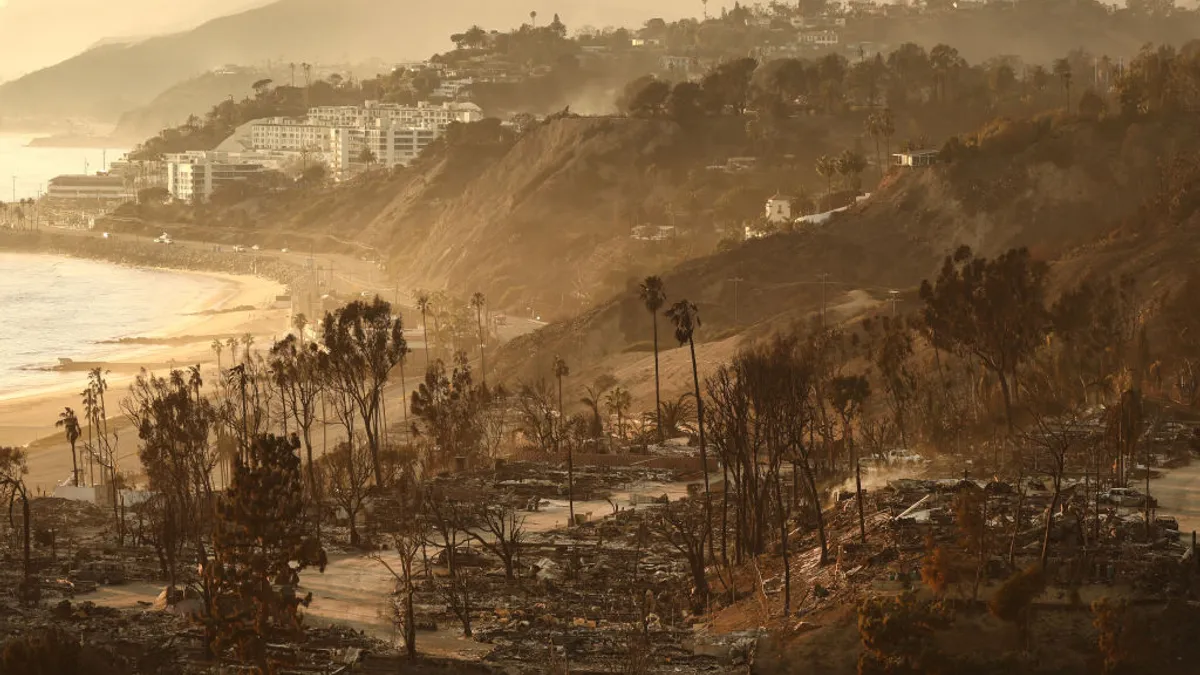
[153,233,172,244]
[1099,488,1158,508]
[232,245,246,253]
[70,560,126,585]
[251,244,261,251]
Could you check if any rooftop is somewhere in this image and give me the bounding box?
[48,174,125,187]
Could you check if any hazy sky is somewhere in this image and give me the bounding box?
[0,0,272,81]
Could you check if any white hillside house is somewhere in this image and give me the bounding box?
[765,195,793,224]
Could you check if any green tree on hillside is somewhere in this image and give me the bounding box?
[815,154,837,194]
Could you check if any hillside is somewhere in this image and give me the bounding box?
[0,0,698,124]
[109,67,273,143]
[493,113,1200,389]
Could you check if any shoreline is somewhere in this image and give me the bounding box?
[0,243,292,492]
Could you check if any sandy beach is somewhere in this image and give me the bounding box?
[0,263,288,493]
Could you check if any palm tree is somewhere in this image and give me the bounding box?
[470,292,488,388]
[292,312,309,346]
[1053,58,1073,112]
[665,298,713,554]
[605,386,633,444]
[415,292,432,370]
[553,355,573,525]
[639,276,667,442]
[815,154,837,194]
[865,113,883,180]
[226,337,239,366]
[580,375,616,441]
[55,408,82,487]
[211,339,224,372]
[879,108,895,173]
[241,333,255,363]
[835,150,868,192]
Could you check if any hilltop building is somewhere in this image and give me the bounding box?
[248,101,483,179]
[765,195,793,224]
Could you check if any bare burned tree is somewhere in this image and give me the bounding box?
[654,497,709,613]
[514,379,557,453]
[1022,367,1091,567]
[317,440,373,546]
[373,513,427,660]
[460,494,526,581]
[269,335,325,497]
[0,447,33,605]
[423,487,474,636]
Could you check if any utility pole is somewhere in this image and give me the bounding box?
[728,276,744,326]
[887,289,901,317]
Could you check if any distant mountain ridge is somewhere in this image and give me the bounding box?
[0,0,698,124]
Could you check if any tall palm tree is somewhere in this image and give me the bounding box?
[292,312,309,346]
[666,299,713,554]
[815,154,837,195]
[879,108,895,173]
[415,292,432,370]
[639,276,667,442]
[470,292,488,388]
[55,407,82,487]
[865,113,883,180]
[226,337,239,366]
[552,355,573,525]
[1053,58,1073,112]
[241,333,255,363]
[211,339,224,372]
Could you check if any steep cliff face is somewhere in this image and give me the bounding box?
[376,117,702,307]
[493,115,1200,383]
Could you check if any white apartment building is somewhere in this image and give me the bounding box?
[165,151,275,202]
[244,102,483,179]
[250,119,335,153]
[329,120,441,178]
[307,101,483,129]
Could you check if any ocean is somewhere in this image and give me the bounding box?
[0,134,127,201]
[0,253,226,396]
